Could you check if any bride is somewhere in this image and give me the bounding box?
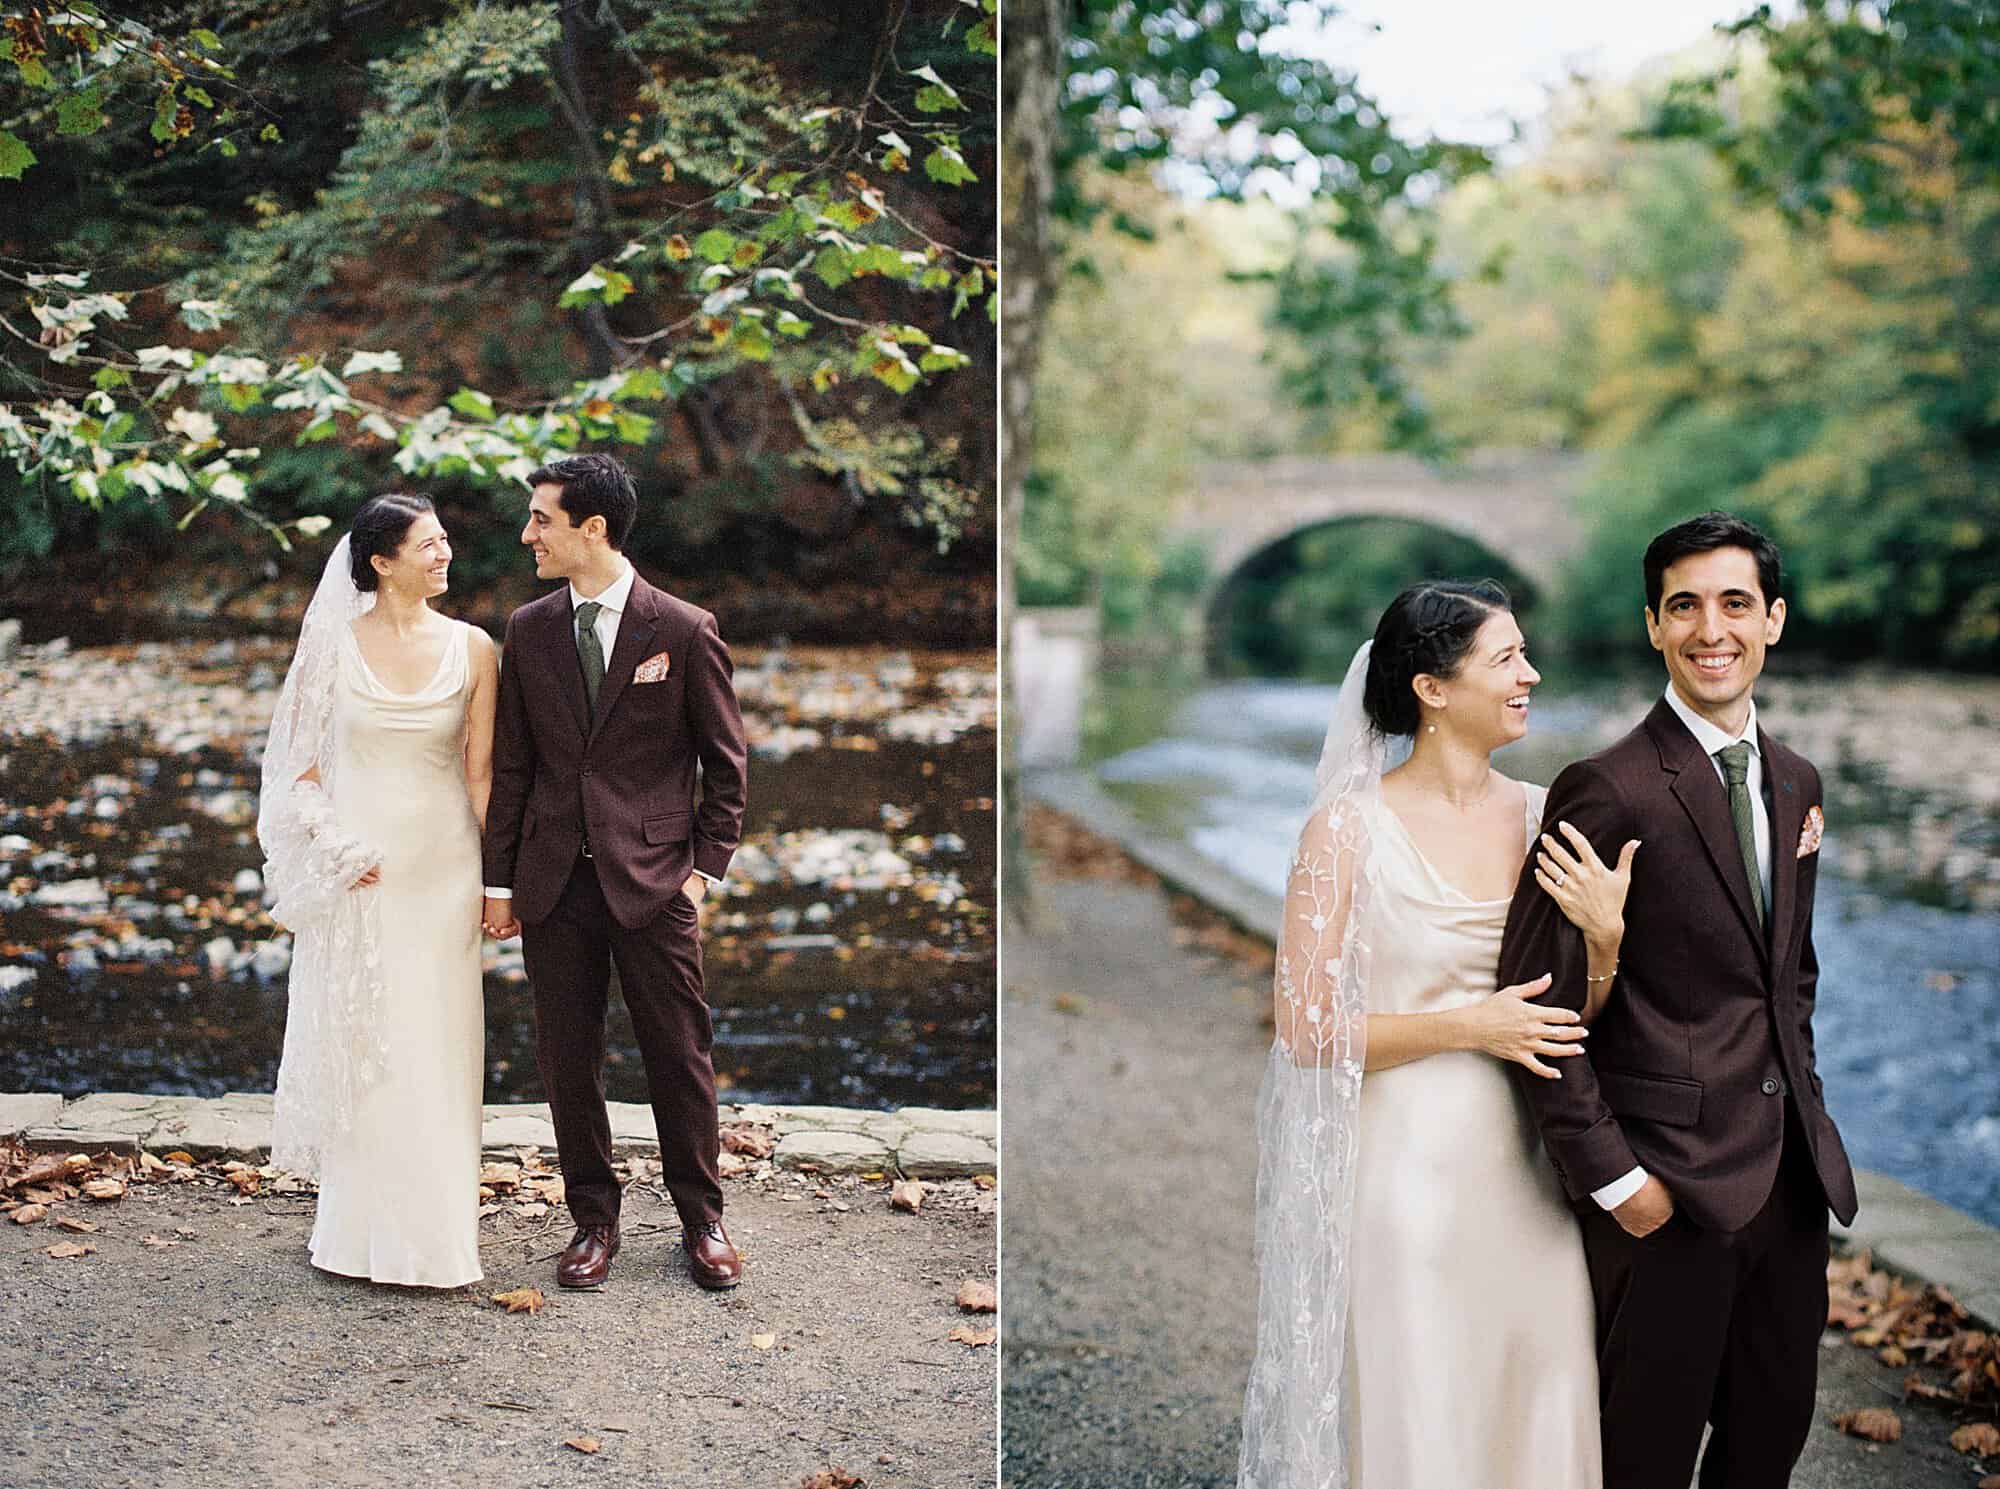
[256,493,499,1288]
[1239,580,1637,1489]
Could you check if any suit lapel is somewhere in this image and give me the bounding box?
[1762,727,1805,969]
[1650,700,1770,967]
[544,593,591,739]
[587,576,660,743]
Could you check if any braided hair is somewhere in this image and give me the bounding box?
[1362,579,1512,736]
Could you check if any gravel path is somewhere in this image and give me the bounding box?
[0,1169,995,1488]
[1001,830,1984,1488]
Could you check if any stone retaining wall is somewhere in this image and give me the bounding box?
[0,1091,997,1180]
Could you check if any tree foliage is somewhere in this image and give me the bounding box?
[1,0,996,568]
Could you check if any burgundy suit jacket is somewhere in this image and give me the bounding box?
[483,574,748,929]
[1497,697,1857,1233]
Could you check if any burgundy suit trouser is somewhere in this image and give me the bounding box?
[1582,1109,1830,1489]
[520,855,723,1234]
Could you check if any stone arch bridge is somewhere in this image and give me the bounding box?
[1173,451,1593,621]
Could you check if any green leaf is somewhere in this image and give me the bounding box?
[732,320,773,362]
[925,146,977,186]
[967,15,996,56]
[219,383,262,413]
[774,310,810,339]
[16,53,54,90]
[812,246,855,289]
[693,228,738,263]
[612,410,656,445]
[852,244,913,279]
[296,417,339,445]
[911,65,964,113]
[192,29,223,50]
[185,87,215,109]
[449,387,496,421]
[56,89,105,137]
[920,345,971,374]
[0,131,37,181]
[597,267,635,305]
[888,324,932,347]
[615,366,666,402]
[92,366,132,392]
[920,265,954,291]
[260,124,281,143]
[151,89,182,144]
[769,172,804,194]
[210,137,239,159]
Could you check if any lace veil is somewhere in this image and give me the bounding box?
[1239,640,1390,1489]
[255,535,388,1177]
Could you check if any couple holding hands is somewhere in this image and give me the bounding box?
[1242,512,1856,1489]
[255,453,746,1296]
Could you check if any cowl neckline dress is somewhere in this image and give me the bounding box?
[307,619,484,1288]
[1341,783,1601,1489]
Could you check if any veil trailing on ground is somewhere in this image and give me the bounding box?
[1239,641,1388,1489]
[255,535,388,1178]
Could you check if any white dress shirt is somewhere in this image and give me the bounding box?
[485,559,715,898]
[1590,685,1772,1212]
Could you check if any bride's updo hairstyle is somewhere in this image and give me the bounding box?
[348,493,436,592]
[1362,579,1512,736]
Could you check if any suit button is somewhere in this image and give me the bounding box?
[582,766,593,777]
[1761,1078,1781,1096]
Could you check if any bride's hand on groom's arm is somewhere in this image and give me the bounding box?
[350,864,381,889]
[1462,974,1587,1080]
[1535,820,1640,948]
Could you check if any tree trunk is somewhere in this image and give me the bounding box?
[1000,0,1067,927]
[553,0,623,377]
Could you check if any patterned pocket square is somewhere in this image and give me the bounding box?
[1796,804,1824,858]
[633,651,671,684]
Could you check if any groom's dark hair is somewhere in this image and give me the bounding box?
[1644,512,1782,614]
[530,453,638,550]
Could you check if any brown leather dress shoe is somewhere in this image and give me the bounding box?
[684,1219,742,1289]
[556,1223,619,1288]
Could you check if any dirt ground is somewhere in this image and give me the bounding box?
[0,1165,996,1489]
[1000,824,1992,1489]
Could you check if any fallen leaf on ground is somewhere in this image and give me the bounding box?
[955,1278,997,1312]
[82,1177,125,1201]
[972,1173,996,1190]
[52,1215,97,1233]
[1953,1423,2000,1456]
[721,1125,774,1158]
[139,1152,170,1175]
[718,1151,749,1179]
[45,1241,94,1259]
[492,1288,546,1315]
[562,1437,600,1455]
[947,1325,996,1347]
[223,1170,259,1196]
[513,1201,549,1219]
[799,1470,862,1489]
[15,1154,72,1189]
[750,1332,776,1350]
[479,1162,521,1188]
[1834,1407,1902,1442]
[10,1204,46,1225]
[162,1151,194,1165]
[890,1180,925,1213]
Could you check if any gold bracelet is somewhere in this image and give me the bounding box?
[1585,965,1617,984]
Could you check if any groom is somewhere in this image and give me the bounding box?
[1500,512,1857,1488]
[481,453,749,1291]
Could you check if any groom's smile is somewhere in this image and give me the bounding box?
[1646,545,1787,732]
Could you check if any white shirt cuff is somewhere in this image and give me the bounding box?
[693,869,720,886]
[1592,1166,1648,1211]
[483,887,512,899]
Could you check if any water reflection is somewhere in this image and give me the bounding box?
[1090,664,2000,1226]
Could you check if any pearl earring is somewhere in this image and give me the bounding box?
[1427,724,1436,734]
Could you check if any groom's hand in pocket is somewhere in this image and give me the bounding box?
[1613,1175,1675,1238]
[681,874,708,910]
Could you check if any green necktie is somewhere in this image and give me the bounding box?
[574,600,605,714]
[1716,741,1764,927]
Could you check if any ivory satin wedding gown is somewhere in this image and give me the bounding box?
[1341,784,1600,1489]
[305,619,485,1287]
